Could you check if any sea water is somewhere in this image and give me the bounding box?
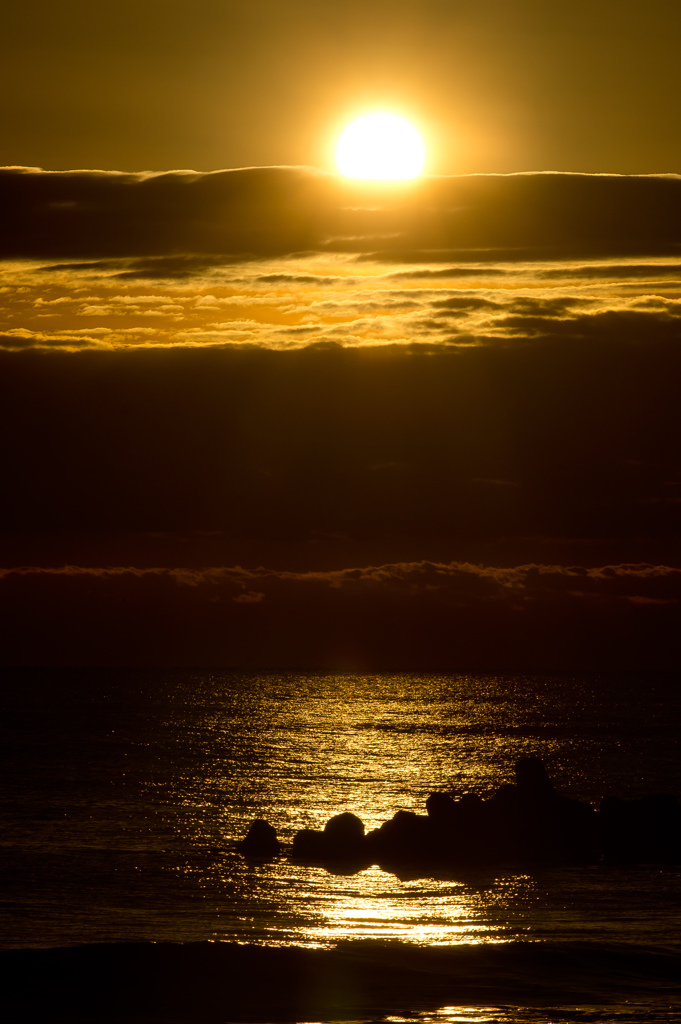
[1,669,680,1022]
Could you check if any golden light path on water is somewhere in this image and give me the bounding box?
[174,675,574,947]
[148,673,681,952]
[386,1012,516,1024]
[219,854,545,947]
[299,867,533,945]
[379,1012,603,1024]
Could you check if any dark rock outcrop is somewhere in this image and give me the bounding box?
[366,810,432,867]
[237,818,281,858]
[324,811,366,854]
[240,758,680,872]
[515,755,555,799]
[291,812,370,866]
[291,827,328,863]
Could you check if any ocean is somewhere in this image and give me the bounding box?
[1,669,680,1022]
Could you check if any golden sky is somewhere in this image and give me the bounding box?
[2,0,680,174]
[2,6,681,669]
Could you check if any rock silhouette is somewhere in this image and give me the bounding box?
[291,812,370,866]
[237,818,281,858]
[239,758,681,871]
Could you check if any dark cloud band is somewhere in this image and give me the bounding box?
[2,167,681,261]
[1,560,678,669]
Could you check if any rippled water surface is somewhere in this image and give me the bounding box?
[1,669,679,955]
[369,1009,681,1023]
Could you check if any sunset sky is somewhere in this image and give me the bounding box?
[3,0,681,174]
[1,0,680,669]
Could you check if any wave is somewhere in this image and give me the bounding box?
[2,939,680,1022]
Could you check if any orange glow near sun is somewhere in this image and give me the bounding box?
[336,113,425,180]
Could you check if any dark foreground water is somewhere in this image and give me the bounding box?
[1,669,680,1022]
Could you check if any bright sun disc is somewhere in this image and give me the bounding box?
[336,113,425,180]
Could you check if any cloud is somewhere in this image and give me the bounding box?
[3,167,681,262]
[1,174,677,351]
[255,273,349,285]
[493,306,681,343]
[1,333,680,552]
[5,281,680,351]
[3,559,679,589]
[1,560,679,669]
[3,167,680,672]
[0,328,114,350]
[432,295,504,313]
[538,262,681,280]
[380,264,512,279]
[506,296,589,316]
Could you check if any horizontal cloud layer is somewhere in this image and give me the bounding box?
[1,560,679,669]
[3,166,680,671]
[0,338,679,569]
[3,290,677,668]
[2,166,681,261]
[2,249,680,352]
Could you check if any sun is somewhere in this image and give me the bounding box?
[336,113,425,180]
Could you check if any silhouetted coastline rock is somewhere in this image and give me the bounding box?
[366,810,432,867]
[237,818,281,858]
[425,791,457,821]
[291,827,328,863]
[291,813,370,866]
[240,758,680,872]
[324,810,364,845]
[515,755,555,799]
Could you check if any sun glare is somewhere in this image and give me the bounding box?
[336,113,425,180]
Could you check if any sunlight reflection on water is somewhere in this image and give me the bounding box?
[215,859,530,946]
[2,669,680,951]
[257,865,533,945]
[379,1010,681,1024]
[146,672,681,948]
